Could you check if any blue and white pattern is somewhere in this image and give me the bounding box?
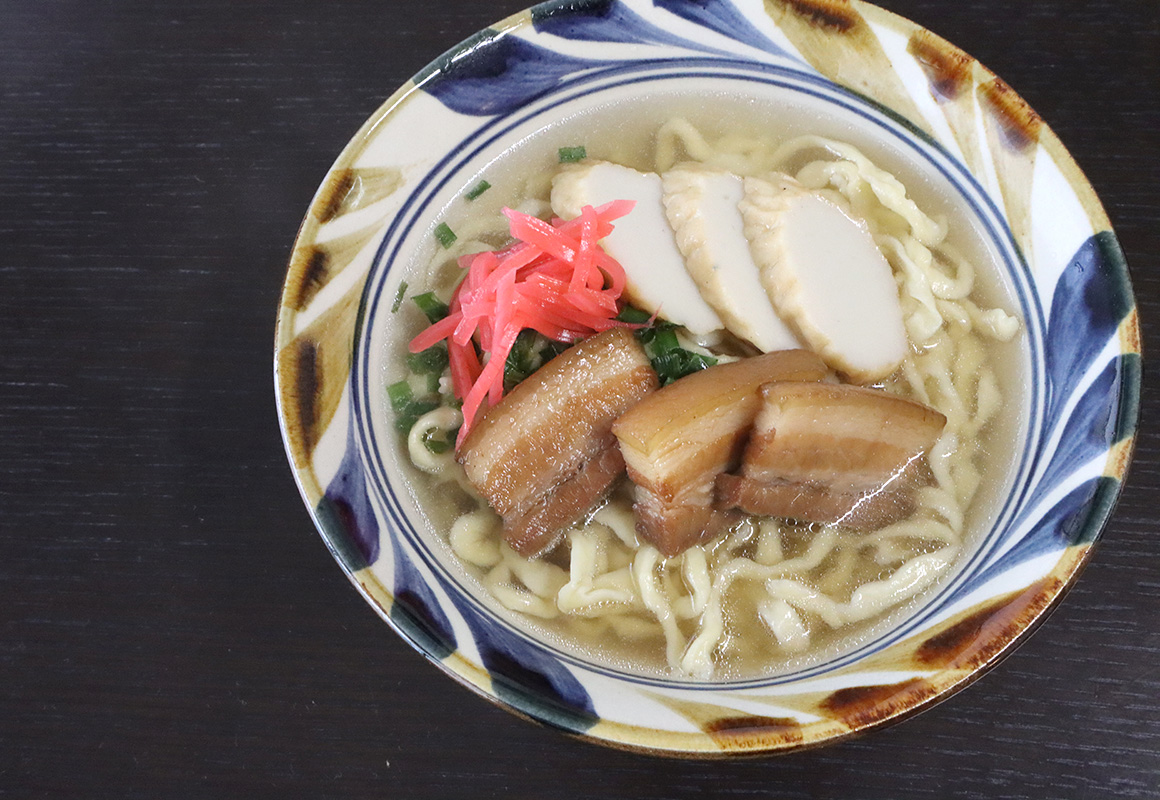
[276,0,1138,753]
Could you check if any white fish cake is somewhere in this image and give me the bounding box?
[740,176,908,382]
[662,165,800,352]
[551,161,723,335]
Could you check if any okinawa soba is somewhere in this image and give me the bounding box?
[386,116,1022,680]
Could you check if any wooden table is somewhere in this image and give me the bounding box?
[3,1,1157,796]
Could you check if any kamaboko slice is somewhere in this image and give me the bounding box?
[740,176,908,383]
[551,161,723,335]
[662,165,800,352]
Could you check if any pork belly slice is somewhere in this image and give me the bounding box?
[611,350,827,557]
[716,474,916,531]
[502,446,626,557]
[457,327,657,557]
[718,382,946,530]
[632,482,742,558]
[743,382,947,490]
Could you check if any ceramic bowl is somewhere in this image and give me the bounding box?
[273,0,1139,755]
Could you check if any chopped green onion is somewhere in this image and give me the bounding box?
[504,329,540,392]
[651,349,717,386]
[389,377,446,433]
[413,399,441,416]
[391,281,409,313]
[393,399,441,434]
[511,329,538,366]
[501,330,573,392]
[434,222,457,248]
[412,292,450,323]
[466,180,491,200]
[422,428,455,454]
[407,343,449,374]
[616,306,652,325]
[558,145,587,163]
[649,327,681,354]
[637,320,677,348]
[424,438,452,455]
[627,315,718,385]
[387,380,413,412]
[543,339,569,361]
[425,371,442,394]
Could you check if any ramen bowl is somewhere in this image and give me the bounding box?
[273,0,1138,755]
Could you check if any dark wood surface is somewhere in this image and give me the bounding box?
[2,1,1157,797]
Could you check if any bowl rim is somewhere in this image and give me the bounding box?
[273,0,1141,756]
[353,61,1043,688]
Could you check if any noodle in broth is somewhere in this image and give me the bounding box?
[396,117,1020,680]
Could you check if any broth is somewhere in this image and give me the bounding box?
[386,96,1027,681]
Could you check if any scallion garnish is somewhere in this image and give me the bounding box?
[649,326,682,354]
[615,306,652,325]
[393,399,440,434]
[466,180,491,200]
[651,349,717,385]
[434,222,457,248]
[422,428,455,454]
[391,281,408,313]
[407,343,449,375]
[627,312,717,385]
[558,145,587,163]
[503,329,539,392]
[412,292,450,323]
[387,380,413,412]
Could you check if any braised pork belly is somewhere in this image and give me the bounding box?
[718,382,946,530]
[611,350,827,556]
[457,327,657,557]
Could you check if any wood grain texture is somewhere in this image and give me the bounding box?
[1,0,1156,797]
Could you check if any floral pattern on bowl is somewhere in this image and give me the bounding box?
[274,0,1139,755]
